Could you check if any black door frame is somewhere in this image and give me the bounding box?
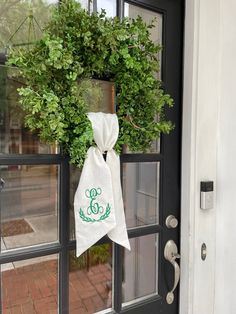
[0,154,70,313]
[119,1,183,313]
[0,0,184,313]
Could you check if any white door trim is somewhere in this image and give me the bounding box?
[180,0,220,313]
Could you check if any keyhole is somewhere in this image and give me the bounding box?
[201,243,207,261]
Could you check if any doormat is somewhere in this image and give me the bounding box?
[1,219,34,237]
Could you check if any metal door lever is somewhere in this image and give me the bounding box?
[164,240,180,304]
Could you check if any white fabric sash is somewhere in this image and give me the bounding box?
[74,112,130,257]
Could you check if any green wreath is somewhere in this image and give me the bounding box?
[9,0,174,167]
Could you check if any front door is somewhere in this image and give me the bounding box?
[0,0,183,313]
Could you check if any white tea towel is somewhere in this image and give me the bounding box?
[74,112,130,256]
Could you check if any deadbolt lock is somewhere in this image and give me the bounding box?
[166,215,178,229]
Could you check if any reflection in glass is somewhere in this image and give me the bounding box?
[0,165,59,250]
[0,0,57,51]
[0,1,58,154]
[124,3,163,153]
[1,254,58,314]
[78,0,116,17]
[96,0,116,17]
[69,246,112,313]
[124,3,162,48]
[78,79,115,113]
[123,162,160,228]
[122,234,158,304]
[0,67,58,155]
[77,0,92,11]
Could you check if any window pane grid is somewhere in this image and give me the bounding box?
[0,1,169,313]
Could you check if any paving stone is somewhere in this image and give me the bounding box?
[2,260,111,313]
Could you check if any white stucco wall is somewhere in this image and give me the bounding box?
[181,0,236,313]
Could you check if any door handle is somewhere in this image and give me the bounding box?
[164,240,180,304]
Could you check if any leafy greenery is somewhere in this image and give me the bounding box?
[8,0,174,167]
[69,244,111,271]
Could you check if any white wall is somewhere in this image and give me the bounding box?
[181,0,236,313]
[181,0,220,313]
[215,1,236,313]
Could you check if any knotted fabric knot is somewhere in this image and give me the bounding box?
[74,112,130,257]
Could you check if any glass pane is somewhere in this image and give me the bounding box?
[124,3,162,48]
[122,234,158,305]
[124,3,163,153]
[69,245,112,313]
[123,162,160,228]
[0,0,58,154]
[1,254,58,314]
[0,165,59,250]
[78,0,116,17]
[96,0,116,17]
[78,79,116,113]
[0,67,59,154]
[76,0,90,10]
[77,0,91,11]
[0,0,57,51]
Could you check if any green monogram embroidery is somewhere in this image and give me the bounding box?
[79,187,111,223]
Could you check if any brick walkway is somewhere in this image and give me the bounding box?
[2,260,111,314]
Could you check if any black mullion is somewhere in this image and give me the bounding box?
[121,295,162,314]
[121,153,163,163]
[158,157,165,298]
[113,182,122,310]
[117,0,124,17]
[59,157,70,314]
[112,3,124,313]
[0,242,61,264]
[0,154,63,165]
[113,244,123,313]
[128,224,162,238]
[0,187,2,314]
[124,0,166,14]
